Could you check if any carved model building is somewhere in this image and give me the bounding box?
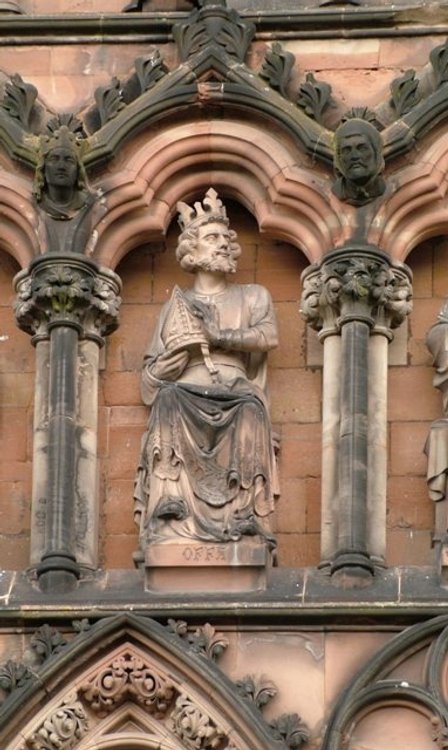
[2,0,448,748]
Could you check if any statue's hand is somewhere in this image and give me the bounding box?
[190,300,221,345]
[150,350,189,381]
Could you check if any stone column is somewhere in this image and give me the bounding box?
[301,245,412,585]
[14,254,121,592]
[301,265,340,565]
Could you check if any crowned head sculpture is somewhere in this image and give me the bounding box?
[175,188,241,274]
[34,125,89,214]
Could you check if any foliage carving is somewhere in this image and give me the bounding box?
[1,73,37,129]
[430,38,448,88]
[135,50,168,94]
[260,42,295,98]
[297,72,333,122]
[170,693,226,749]
[0,660,34,697]
[235,674,277,711]
[269,713,310,749]
[94,77,125,126]
[80,651,175,716]
[30,624,68,664]
[25,694,89,750]
[390,69,420,116]
[173,4,255,63]
[167,619,229,662]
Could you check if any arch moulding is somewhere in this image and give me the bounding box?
[90,118,343,270]
[0,614,286,750]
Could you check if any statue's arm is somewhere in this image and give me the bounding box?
[140,305,189,405]
[213,285,278,353]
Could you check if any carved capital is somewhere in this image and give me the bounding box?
[14,255,121,344]
[25,694,89,750]
[300,248,412,338]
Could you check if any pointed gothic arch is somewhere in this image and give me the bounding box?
[0,614,284,750]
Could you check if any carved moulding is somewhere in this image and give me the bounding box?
[323,613,448,749]
[0,615,294,750]
[2,0,448,182]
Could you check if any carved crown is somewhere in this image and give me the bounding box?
[177,187,228,232]
[38,125,87,160]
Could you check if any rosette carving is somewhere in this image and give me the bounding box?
[80,652,175,716]
[170,694,226,749]
[25,694,88,750]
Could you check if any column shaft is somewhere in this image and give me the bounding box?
[367,333,389,563]
[320,333,341,562]
[38,324,80,591]
[30,339,49,566]
[332,319,373,579]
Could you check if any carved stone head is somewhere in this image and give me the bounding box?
[34,126,89,215]
[175,188,241,274]
[332,118,385,206]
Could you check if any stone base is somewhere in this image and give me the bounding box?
[144,539,270,593]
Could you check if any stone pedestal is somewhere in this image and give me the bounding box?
[144,539,270,593]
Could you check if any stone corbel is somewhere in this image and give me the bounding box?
[301,246,412,585]
[14,254,121,592]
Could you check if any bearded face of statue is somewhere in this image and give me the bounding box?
[332,119,386,205]
[192,221,238,274]
[337,132,377,186]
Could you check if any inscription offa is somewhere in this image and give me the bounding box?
[182,545,227,562]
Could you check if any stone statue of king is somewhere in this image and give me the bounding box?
[134,189,279,567]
